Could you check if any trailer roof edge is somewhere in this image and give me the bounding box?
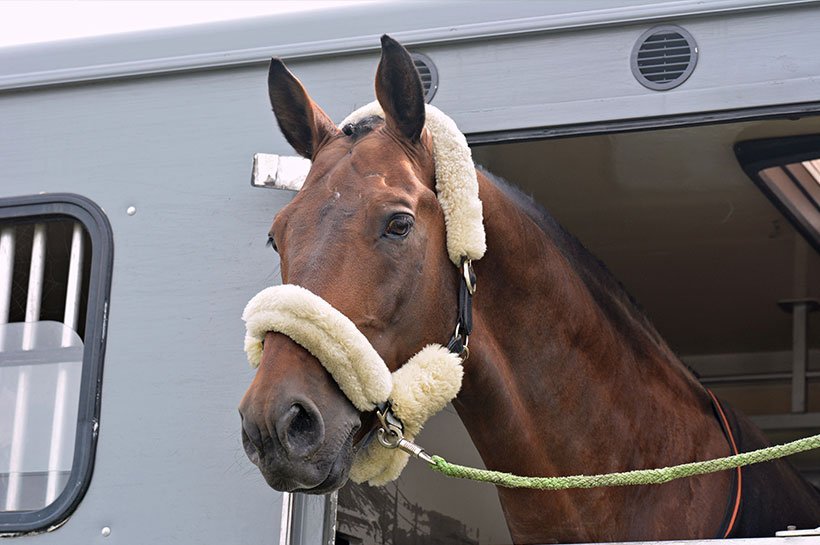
[0,0,817,92]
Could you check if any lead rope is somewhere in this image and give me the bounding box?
[378,398,820,490]
[373,261,820,491]
[427,434,820,490]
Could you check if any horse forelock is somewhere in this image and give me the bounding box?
[340,115,383,140]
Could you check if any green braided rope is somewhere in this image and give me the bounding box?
[429,433,820,490]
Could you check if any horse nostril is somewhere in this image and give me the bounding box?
[241,414,265,462]
[276,399,325,459]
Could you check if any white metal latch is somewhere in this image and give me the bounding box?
[251,153,311,190]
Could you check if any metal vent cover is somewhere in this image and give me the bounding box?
[631,25,698,91]
[410,52,438,103]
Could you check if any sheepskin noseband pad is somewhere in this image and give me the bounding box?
[341,101,486,266]
[242,284,464,484]
[243,284,392,412]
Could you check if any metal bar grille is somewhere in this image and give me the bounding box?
[1,219,88,512]
[5,224,46,511]
[46,223,84,504]
[22,223,47,357]
[0,227,14,344]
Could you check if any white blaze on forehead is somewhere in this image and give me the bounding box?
[340,102,486,265]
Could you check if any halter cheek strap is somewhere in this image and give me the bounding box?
[447,258,476,358]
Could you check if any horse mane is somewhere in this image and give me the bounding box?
[478,166,686,365]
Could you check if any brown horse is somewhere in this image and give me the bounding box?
[239,35,820,543]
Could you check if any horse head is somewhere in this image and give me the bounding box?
[238,36,459,494]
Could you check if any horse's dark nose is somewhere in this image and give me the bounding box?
[276,398,325,459]
[240,414,264,464]
[239,334,362,492]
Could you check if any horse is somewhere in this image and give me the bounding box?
[238,35,820,543]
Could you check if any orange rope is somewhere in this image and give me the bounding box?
[706,389,742,538]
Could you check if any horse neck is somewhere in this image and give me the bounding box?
[455,171,718,479]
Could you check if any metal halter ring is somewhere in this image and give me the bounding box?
[452,323,470,361]
[377,426,403,449]
[462,258,476,295]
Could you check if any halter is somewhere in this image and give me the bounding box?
[243,102,484,485]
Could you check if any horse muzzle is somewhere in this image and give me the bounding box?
[241,286,466,486]
[239,395,361,493]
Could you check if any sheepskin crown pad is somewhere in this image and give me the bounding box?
[340,101,486,265]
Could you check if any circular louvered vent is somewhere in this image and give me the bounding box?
[631,25,698,91]
[410,52,438,103]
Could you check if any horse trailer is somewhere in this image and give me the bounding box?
[1,1,819,543]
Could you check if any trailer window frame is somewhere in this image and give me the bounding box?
[735,134,820,254]
[0,193,113,535]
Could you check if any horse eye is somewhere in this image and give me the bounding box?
[385,214,414,238]
[266,235,278,252]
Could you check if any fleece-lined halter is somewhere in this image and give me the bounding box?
[243,102,485,485]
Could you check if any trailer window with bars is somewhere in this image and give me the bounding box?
[0,194,112,534]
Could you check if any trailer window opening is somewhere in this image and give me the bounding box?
[736,136,820,254]
[0,195,112,534]
[757,162,820,248]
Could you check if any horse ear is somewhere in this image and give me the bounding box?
[375,35,425,143]
[268,58,339,159]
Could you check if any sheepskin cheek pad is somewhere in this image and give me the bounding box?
[242,284,464,485]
